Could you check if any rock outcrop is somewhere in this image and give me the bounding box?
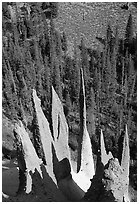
[100,129,113,166]
[5,120,68,202]
[82,157,129,202]
[82,126,130,202]
[2,71,130,202]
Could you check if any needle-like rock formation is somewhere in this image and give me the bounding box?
[33,89,56,184]
[2,77,130,202]
[14,121,42,194]
[100,129,113,166]
[121,125,130,202]
[82,126,130,202]
[51,86,71,162]
[77,68,95,179]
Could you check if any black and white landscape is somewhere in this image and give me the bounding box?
[2,2,137,202]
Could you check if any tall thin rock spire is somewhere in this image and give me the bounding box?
[121,125,130,202]
[100,129,113,166]
[121,125,130,177]
[32,89,57,184]
[51,86,71,162]
[77,68,95,178]
[14,120,43,194]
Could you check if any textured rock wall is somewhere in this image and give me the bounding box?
[82,158,128,202]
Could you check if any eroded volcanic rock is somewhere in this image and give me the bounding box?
[82,158,128,202]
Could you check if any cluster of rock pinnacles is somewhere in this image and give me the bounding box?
[3,69,130,202]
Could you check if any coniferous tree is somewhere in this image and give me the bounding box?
[106,24,114,55]
[110,27,119,92]
[80,38,90,87]
[73,57,80,104]
[127,54,136,101]
[53,57,62,100]
[41,2,58,19]
[2,52,18,120]
[61,31,68,53]
[125,14,134,45]
[2,2,137,194]
[41,56,51,116]
[87,87,96,138]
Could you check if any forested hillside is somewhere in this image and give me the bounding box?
[2,2,137,193]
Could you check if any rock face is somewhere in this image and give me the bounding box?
[82,158,128,202]
[102,158,128,202]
